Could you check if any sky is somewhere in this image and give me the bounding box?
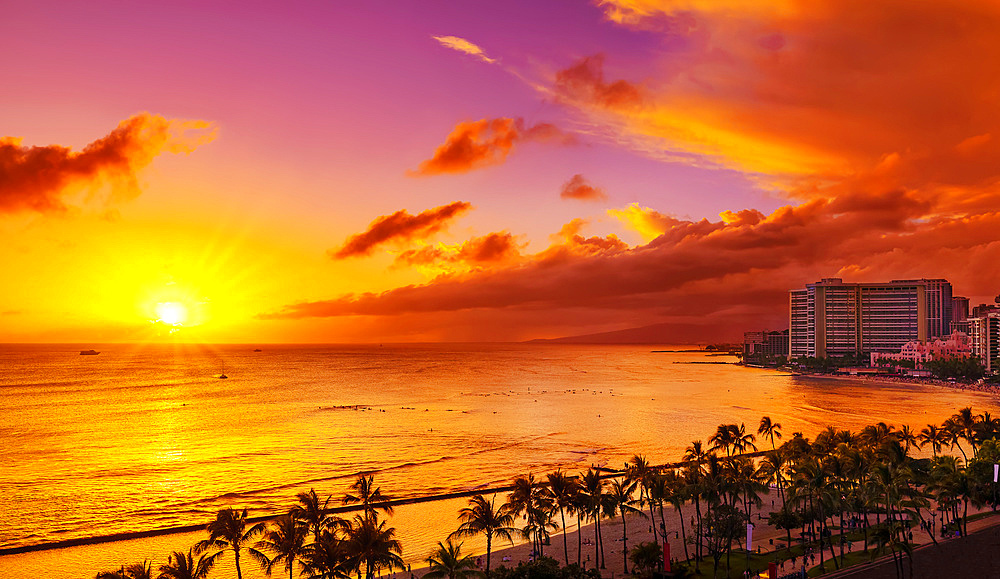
[2,0,1000,343]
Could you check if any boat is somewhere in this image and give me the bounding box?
[253,348,262,352]
[79,349,100,356]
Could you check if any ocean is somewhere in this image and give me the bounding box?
[1,343,997,578]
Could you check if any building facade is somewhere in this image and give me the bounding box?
[790,278,928,358]
[743,329,790,360]
[891,278,952,339]
[969,313,1000,374]
[870,331,972,367]
[951,296,970,334]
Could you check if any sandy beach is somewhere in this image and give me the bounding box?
[389,494,799,579]
[389,494,1000,579]
[791,370,1000,395]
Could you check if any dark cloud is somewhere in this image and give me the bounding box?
[410,117,573,176]
[554,54,643,110]
[330,201,473,259]
[0,113,215,214]
[559,174,608,202]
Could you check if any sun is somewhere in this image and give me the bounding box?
[156,302,189,326]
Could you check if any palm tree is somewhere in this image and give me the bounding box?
[756,450,788,507]
[647,474,671,554]
[628,542,663,577]
[257,513,309,579]
[730,423,758,455]
[506,474,553,556]
[665,472,691,562]
[423,540,483,579]
[919,424,947,457]
[343,475,394,519]
[345,513,405,579]
[977,411,1000,444]
[582,468,608,569]
[569,485,589,567]
[157,549,215,579]
[860,422,896,451]
[943,418,970,462]
[97,562,153,579]
[609,478,645,573]
[546,470,579,566]
[300,530,352,579]
[709,424,735,456]
[731,456,766,574]
[791,458,836,573]
[758,416,782,450]
[627,455,660,548]
[950,407,980,457]
[195,508,268,579]
[450,494,517,577]
[898,425,918,456]
[293,489,340,544]
[683,441,709,563]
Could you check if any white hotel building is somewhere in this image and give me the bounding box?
[789,278,953,359]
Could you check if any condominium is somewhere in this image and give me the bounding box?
[969,313,1000,373]
[892,278,953,339]
[951,296,970,334]
[790,278,932,358]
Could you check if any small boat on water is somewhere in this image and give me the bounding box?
[253,348,262,352]
[79,349,100,356]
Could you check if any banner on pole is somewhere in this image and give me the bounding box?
[663,541,670,572]
[747,522,754,551]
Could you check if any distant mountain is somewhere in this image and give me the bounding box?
[526,322,742,345]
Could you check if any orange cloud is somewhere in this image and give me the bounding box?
[0,113,215,214]
[546,218,629,258]
[432,35,497,64]
[559,174,608,202]
[330,201,473,259]
[607,203,679,241]
[393,232,524,276]
[410,118,572,175]
[264,188,1000,337]
[556,1,1000,203]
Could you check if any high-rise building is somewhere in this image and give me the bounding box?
[789,278,928,358]
[951,296,970,334]
[952,296,970,322]
[891,278,953,339]
[972,303,1000,319]
[969,313,1000,374]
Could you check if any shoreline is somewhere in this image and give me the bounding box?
[789,370,1000,394]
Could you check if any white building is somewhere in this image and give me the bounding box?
[969,314,1000,373]
[790,278,928,358]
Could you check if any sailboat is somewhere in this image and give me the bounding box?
[219,362,228,379]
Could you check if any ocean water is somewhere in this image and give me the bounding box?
[1,343,998,578]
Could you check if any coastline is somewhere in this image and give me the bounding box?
[789,370,1000,394]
